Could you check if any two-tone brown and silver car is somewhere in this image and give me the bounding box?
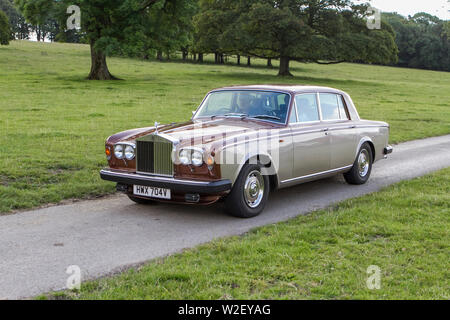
[101,85,392,218]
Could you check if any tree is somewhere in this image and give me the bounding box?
[243,0,399,76]
[193,0,255,64]
[0,0,30,39]
[134,0,198,61]
[16,0,184,80]
[0,9,11,45]
[195,0,398,76]
[383,12,450,72]
[193,0,230,63]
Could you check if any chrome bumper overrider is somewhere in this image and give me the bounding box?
[384,145,393,155]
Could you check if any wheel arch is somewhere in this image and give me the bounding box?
[234,153,279,190]
[356,137,375,162]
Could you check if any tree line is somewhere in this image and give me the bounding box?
[0,0,448,79]
[383,12,450,72]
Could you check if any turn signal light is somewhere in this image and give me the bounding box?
[206,155,215,166]
[105,146,112,160]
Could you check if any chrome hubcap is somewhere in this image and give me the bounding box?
[244,170,265,208]
[358,149,370,177]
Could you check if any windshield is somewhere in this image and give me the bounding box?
[194,90,291,124]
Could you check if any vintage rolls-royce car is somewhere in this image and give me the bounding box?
[101,85,392,218]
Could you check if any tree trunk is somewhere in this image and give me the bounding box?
[237,54,240,65]
[278,56,293,76]
[143,45,149,60]
[157,50,163,61]
[267,58,272,67]
[182,50,188,61]
[87,41,117,80]
[215,53,221,64]
[198,53,203,63]
[247,56,251,66]
[220,54,224,64]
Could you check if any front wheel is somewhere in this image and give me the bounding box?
[344,143,373,185]
[225,164,270,218]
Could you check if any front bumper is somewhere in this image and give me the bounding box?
[100,169,232,194]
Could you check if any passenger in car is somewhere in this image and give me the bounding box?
[297,98,319,122]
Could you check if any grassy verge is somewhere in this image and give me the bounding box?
[1,41,449,214]
[46,168,450,300]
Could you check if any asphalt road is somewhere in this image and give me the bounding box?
[1,135,449,299]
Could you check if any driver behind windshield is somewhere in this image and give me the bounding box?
[237,93,260,116]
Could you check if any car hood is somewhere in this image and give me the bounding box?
[108,118,282,147]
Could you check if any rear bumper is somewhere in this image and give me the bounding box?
[100,169,232,194]
[384,145,394,155]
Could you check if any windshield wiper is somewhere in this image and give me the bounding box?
[224,113,248,118]
[251,115,281,121]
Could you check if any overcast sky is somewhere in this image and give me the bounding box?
[363,0,450,20]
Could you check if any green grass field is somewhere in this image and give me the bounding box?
[1,40,449,214]
[44,168,449,300]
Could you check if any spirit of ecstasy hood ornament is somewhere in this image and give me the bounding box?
[154,121,160,134]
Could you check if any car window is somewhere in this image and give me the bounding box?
[319,93,341,121]
[295,94,320,123]
[196,91,290,124]
[337,95,349,120]
[200,91,234,115]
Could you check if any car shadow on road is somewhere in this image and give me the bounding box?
[119,175,349,224]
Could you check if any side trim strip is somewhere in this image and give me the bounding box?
[281,165,353,184]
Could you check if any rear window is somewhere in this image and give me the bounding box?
[337,95,349,120]
[319,93,341,121]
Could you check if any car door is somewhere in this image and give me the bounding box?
[318,93,357,169]
[290,93,331,180]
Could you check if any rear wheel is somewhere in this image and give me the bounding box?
[127,195,158,205]
[344,143,373,185]
[225,164,270,218]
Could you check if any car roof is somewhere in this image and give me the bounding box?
[210,84,345,95]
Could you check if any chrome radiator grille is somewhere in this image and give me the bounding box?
[136,136,174,176]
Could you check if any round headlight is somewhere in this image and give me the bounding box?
[124,145,135,160]
[114,145,124,159]
[191,150,204,167]
[179,149,191,165]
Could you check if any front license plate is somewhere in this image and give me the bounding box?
[133,185,171,200]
